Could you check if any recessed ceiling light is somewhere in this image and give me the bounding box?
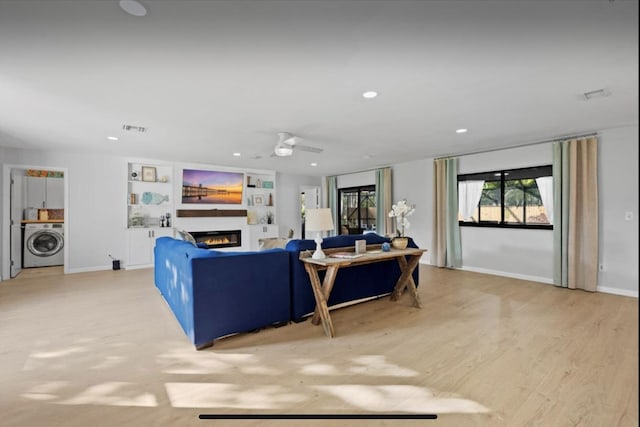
[362,91,378,99]
[119,0,147,17]
[310,162,318,167]
[233,152,241,157]
[456,128,468,134]
[107,136,119,141]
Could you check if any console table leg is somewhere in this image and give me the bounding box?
[304,263,337,338]
[390,255,422,308]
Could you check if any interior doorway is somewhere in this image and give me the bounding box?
[300,185,320,239]
[2,164,68,280]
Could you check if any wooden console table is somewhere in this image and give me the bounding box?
[299,246,426,338]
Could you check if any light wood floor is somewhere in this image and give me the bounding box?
[0,265,637,427]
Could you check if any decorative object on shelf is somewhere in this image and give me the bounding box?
[129,193,138,204]
[268,193,273,206]
[247,211,258,225]
[165,212,171,227]
[252,195,264,206]
[130,211,145,227]
[266,211,274,224]
[160,175,169,183]
[256,178,263,188]
[27,169,64,178]
[262,181,274,189]
[130,171,139,181]
[182,168,243,204]
[305,208,335,260]
[141,166,157,182]
[141,192,169,205]
[160,215,166,227]
[355,239,366,254]
[381,242,391,252]
[247,175,253,187]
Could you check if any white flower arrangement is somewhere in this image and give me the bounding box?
[388,199,416,237]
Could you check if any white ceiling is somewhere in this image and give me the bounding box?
[0,0,637,176]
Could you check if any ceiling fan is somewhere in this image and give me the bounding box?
[272,132,323,157]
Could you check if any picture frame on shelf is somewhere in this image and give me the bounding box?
[141,166,157,182]
[252,195,264,206]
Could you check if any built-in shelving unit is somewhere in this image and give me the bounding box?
[126,160,174,268]
[127,161,173,229]
[245,172,276,226]
[245,172,278,250]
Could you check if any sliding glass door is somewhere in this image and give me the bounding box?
[338,186,376,235]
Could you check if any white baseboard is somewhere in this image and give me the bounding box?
[67,265,113,274]
[459,266,554,285]
[420,261,638,298]
[596,286,639,298]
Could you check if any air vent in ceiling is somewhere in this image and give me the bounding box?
[122,124,147,133]
[583,88,611,100]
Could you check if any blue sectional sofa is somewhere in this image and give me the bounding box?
[154,237,290,349]
[284,234,420,321]
[154,233,420,349]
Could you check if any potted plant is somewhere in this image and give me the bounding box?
[388,199,415,249]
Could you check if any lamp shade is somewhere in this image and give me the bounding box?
[305,208,334,232]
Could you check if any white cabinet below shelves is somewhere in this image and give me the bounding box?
[126,228,173,269]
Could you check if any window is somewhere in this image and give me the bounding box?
[338,186,376,234]
[458,165,553,229]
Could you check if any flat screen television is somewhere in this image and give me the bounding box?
[181,169,243,204]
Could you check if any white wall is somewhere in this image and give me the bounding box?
[458,142,554,282]
[390,126,639,296]
[3,125,637,295]
[597,126,638,295]
[277,173,322,239]
[392,158,432,261]
[336,170,375,189]
[1,148,318,278]
[1,148,126,275]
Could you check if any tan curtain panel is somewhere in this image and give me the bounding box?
[432,159,447,267]
[567,137,599,291]
[382,167,393,235]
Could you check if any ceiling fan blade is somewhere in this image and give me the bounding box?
[294,144,323,153]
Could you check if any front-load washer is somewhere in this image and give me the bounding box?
[23,223,64,267]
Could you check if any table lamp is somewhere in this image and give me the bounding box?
[305,208,334,260]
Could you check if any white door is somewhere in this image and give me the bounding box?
[300,186,320,239]
[10,169,23,278]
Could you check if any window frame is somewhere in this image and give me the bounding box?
[458,165,553,230]
[337,185,376,235]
